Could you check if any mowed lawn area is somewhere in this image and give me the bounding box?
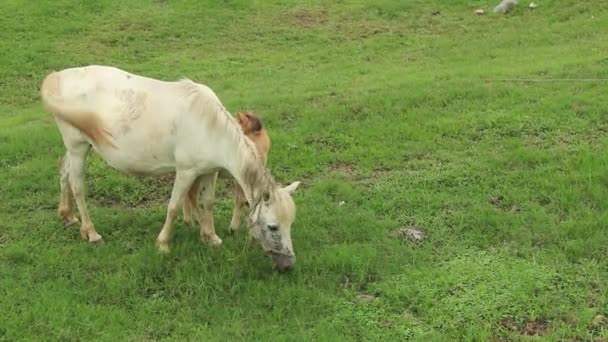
[1,0,607,340]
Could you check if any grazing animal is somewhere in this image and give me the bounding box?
[182,111,271,234]
[41,65,300,271]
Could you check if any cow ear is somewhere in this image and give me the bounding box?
[236,112,247,125]
[247,114,263,133]
[283,181,300,195]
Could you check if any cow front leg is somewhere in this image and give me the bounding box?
[155,170,197,253]
[197,172,221,246]
[228,183,248,234]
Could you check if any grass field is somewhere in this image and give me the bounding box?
[1,0,608,340]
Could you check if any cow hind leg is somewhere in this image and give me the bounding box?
[66,144,103,244]
[57,153,79,227]
[182,191,194,226]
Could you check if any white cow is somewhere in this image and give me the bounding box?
[40,65,300,271]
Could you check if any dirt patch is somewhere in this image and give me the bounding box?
[356,24,391,39]
[371,165,392,178]
[391,226,426,243]
[287,8,328,28]
[500,317,549,336]
[329,161,356,179]
[331,18,395,40]
[521,318,548,335]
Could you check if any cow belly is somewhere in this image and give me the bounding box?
[98,150,176,177]
[93,134,176,177]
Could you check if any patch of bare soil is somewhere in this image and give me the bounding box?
[356,23,391,38]
[287,9,328,28]
[500,317,549,336]
[521,319,548,336]
[371,165,392,178]
[329,161,356,179]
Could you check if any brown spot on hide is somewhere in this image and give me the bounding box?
[41,72,116,148]
[62,111,115,148]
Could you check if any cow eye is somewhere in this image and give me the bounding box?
[267,224,279,232]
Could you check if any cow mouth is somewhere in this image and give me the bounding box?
[268,251,295,272]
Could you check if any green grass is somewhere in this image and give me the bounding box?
[1,0,608,340]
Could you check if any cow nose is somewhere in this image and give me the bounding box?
[271,253,295,272]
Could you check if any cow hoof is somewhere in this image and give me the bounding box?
[155,240,170,253]
[63,217,79,228]
[91,238,105,246]
[203,234,223,246]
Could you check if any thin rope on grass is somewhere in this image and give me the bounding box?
[227,233,251,261]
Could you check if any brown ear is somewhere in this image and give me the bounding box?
[246,113,263,133]
[236,112,248,125]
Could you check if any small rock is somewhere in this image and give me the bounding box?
[355,294,376,303]
[494,0,517,14]
[391,226,426,243]
[529,2,538,9]
[474,9,485,15]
